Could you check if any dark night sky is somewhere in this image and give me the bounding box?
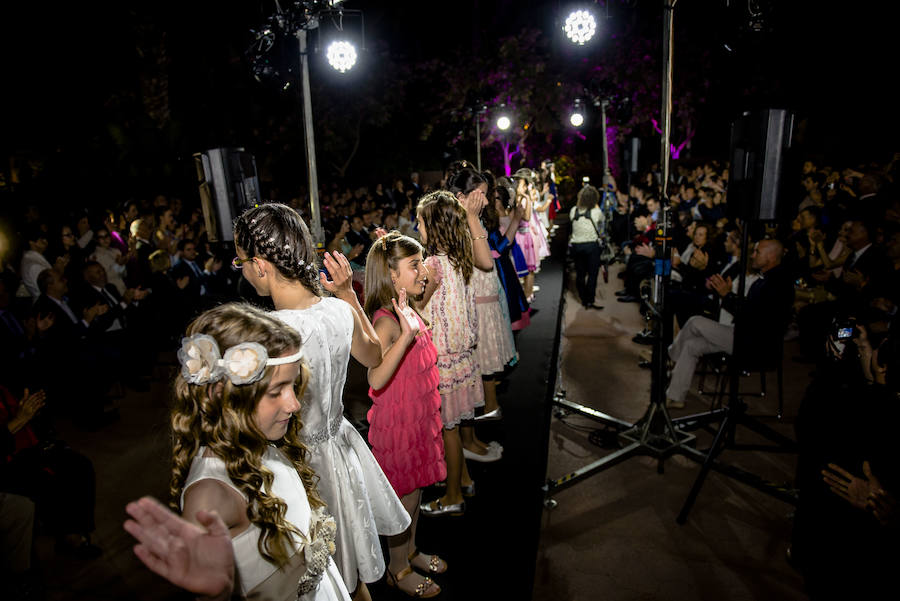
[2,0,898,193]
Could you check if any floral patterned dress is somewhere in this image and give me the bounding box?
[422,254,484,428]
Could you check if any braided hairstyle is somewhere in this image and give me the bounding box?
[233,203,321,294]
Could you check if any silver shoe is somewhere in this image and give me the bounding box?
[420,499,465,517]
[474,407,503,421]
[429,481,475,497]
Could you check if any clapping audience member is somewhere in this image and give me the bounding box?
[146,250,190,349]
[52,222,86,288]
[89,226,129,294]
[75,260,151,390]
[0,385,102,560]
[32,268,116,427]
[791,321,899,599]
[18,226,53,300]
[665,239,793,409]
[126,217,155,289]
[171,239,208,302]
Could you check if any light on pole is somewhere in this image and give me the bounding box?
[497,115,511,131]
[563,9,597,45]
[326,40,357,72]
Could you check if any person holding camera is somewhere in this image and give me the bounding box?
[569,185,605,310]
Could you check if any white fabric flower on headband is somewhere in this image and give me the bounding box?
[178,334,224,385]
[222,343,267,385]
[177,335,303,386]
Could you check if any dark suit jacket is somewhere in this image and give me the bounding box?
[722,263,795,368]
[32,294,96,351]
[72,282,133,332]
[170,259,207,300]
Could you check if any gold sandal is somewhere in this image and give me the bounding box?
[386,566,440,598]
[409,550,448,574]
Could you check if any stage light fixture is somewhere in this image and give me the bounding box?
[563,9,597,45]
[570,111,584,127]
[326,40,357,72]
[496,115,511,131]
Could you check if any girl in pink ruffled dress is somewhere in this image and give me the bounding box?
[363,231,447,598]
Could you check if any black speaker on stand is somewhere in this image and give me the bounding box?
[193,148,262,242]
[727,108,795,223]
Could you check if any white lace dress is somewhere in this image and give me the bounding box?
[181,446,349,601]
[272,298,410,592]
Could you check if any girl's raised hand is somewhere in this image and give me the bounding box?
[393,288,420,340]
[320,251,354,299]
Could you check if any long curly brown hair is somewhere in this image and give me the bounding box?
[416,190,474,284]
[169,302,322,569]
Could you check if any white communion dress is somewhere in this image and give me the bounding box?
[272,297,410,591]
[181,446,350,601]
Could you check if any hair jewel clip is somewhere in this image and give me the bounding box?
[298,259,305,267]
[250,218,257,225]
[177,334,302,386]
[306,263,316,272]
[283,244,290,250]
[268,237,275,243]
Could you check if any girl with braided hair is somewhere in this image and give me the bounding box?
[232,203,409,601]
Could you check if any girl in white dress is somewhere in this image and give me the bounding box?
[233,204,409,601]
[129,302,350,601]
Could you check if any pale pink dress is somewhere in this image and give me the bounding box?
[423,254,484,428]
[472,266,517,375]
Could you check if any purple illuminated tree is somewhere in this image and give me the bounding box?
[585,26,711,161]
[419,29,578,175]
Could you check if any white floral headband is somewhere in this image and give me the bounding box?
[177,334,302,386]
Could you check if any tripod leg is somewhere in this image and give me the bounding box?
[676,410,732,524]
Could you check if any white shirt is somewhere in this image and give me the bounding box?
[569,206,604,244]
[20,250,52,298]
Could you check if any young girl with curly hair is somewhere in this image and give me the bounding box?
[416,190,499,517]
[166,302,349,601]
[232,204,409,601]
[363,231,447,597]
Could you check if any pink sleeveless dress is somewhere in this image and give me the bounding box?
[367,308,446,498]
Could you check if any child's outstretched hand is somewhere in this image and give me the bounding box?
[393,288,420,341]
[320,251,354,299]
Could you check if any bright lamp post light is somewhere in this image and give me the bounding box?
[563,10,597,45]
[326,40,357,73]
[570,111,585,127]
[496,115,511,131]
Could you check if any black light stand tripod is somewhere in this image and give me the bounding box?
[543,1,800,517]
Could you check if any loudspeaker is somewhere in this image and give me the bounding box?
[727,109,794,221]
[193,148,261,242]
[625,137,641,174]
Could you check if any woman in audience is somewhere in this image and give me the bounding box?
[89,226,129,294]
